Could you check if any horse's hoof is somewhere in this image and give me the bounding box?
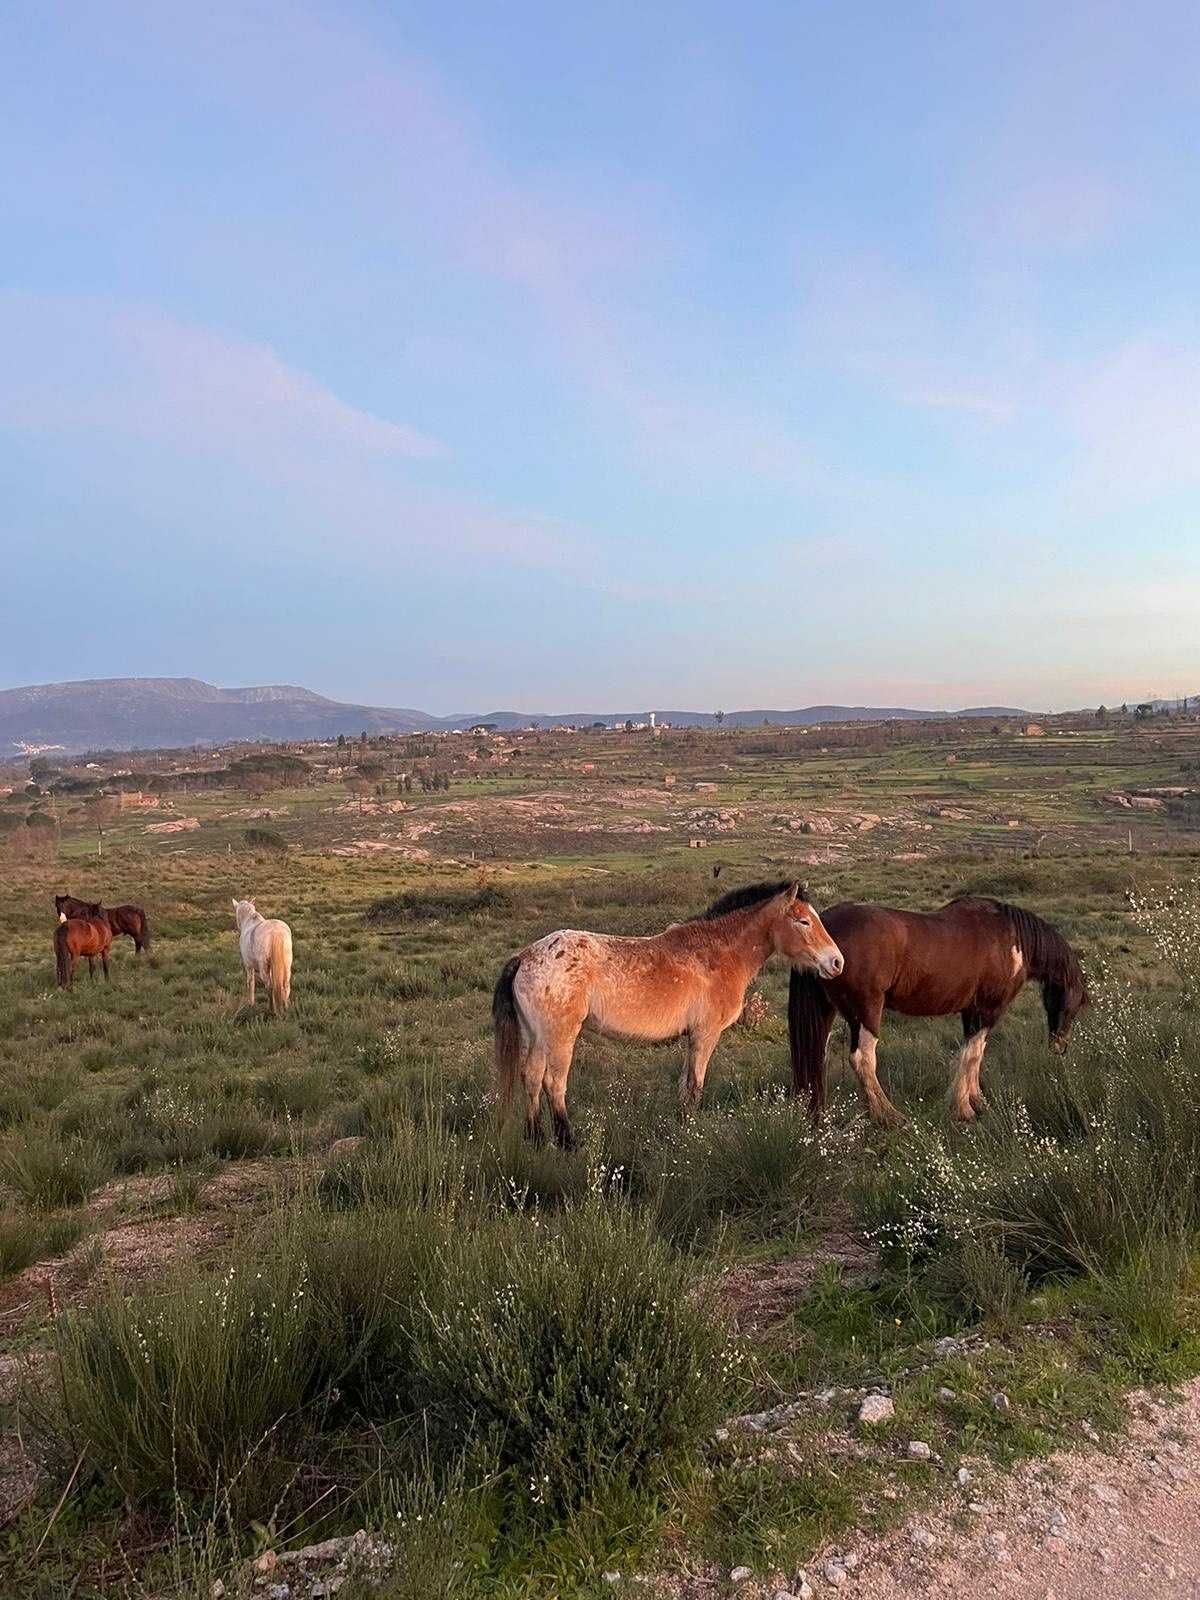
[951,1104,976,1123]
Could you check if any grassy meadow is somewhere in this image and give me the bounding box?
[3,718,1200,1597]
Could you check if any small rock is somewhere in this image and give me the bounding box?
[991,1391,1011,1412]
[907,1440,932,1460]
[714,1427,730,1443]
[822,1561,848,1589]
[858,1394,895,1426]
[933,1337,959,1358]
[603,1574,621,1585]
[937,1387,957,1403]
[969,1501,987,1513]
[730,1569,753,1584]
[1092,1484,1121,1505]
[842,1553,860,1571]
[210,1585,226,1600]
[957,1467,973,1487]
[1048,1508,1068,1529]
[910,1529,934,1550]
[254,1552,278,1575]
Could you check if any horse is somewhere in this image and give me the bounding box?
[493,880,844,1150]
[54,913,114,988]
[788,896,1088,1127]
[232,898,293,1015]
[54,894,151,954]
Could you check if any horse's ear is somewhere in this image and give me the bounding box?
[232,898,238,909]
[786,880,802,903]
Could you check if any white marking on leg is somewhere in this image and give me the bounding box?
[953,1029,989,1118]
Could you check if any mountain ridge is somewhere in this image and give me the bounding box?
[0,675,1043,754]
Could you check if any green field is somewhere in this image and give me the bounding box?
[3,717,1200,1598]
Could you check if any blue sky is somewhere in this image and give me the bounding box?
[3,1,1198,712]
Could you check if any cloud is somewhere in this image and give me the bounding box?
[0,293,444,465]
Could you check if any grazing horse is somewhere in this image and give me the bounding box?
[788,896,1088,1127]
[232,898,293,1015]
[493,880,844,1149]
[55,913,113,988]
[54,894,151,954]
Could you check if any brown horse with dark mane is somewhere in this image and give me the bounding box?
[495,880,844,1149]
[788,896,1087,1127]
[55,913,114,988]
[55,894,151,954]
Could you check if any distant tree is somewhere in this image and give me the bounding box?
[25,782,41,797]
[1095,705,1108,722]
[28,758,54,782]
[337,733,347,749]
[1120,703,1128,715]
[714,710,725,727]
[1135,702,1154,720]
[624,719,634,733]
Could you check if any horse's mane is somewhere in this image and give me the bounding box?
[696,880,804,922]
[954,896,1085,994]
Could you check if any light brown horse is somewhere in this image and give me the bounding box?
[788,896,1088,1127]
[494,880,844,1149]
[54,913,114,988]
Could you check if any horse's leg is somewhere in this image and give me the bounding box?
[102,951,110,982]
[544,1027,582,1152]
[952,1010,991,1121]
[87,955,95,981]
[521,1041,549,1145]
[246,965,256,1008]
[679,1027,721,1115]
[848,1006,903,1128]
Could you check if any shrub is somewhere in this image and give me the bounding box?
[244,827,288,853]
[0,1133,107,1209]
[412,1197,743,1518]
[0,1209,85,1278]
[54,1247,319,1507]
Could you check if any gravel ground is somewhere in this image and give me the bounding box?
[809,1378,1200,1600]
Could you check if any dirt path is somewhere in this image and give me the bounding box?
[816,1380,1200,1600]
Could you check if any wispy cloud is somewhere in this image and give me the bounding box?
[0,293,444,464]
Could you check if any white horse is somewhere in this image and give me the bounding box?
[232,898,293,1015]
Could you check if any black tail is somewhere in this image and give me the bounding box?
[54,921,71,988]
[788,967,837,1120]
[492,956,524,1116]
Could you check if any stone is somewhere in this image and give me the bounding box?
[603,1573,621,1585]
[991,1391,1011,1412]
[933,1337,959,1358]
[254,1552,279,1575]
[937,1387,957,1403]
[907,1440,932,1460]
[730,1569,753,1584]
[957,1467,973,1487]
[910,1529,934,1550]
[822,1562,848,1588]
[327,1136,363,1160]
[1092,1484,1121,1505]
[858,1394,895,1426]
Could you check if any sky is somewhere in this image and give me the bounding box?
[2,1,1199,714]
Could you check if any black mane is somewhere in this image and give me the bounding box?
[953,896,1087,1029]
[696,879,803,921]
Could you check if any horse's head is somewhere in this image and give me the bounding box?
[54,894,68,914]
[769,884,844,979]
[232,897,256,927]
[1048,974,1089,1053]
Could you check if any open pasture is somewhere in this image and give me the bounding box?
[2,719,1200,1597]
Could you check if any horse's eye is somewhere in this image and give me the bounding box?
[796,917,811,928]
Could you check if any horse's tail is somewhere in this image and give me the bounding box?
[54,920,71,988]
[492,956,525,1118]
[269,923,292,1014]
[788,966,837,1120]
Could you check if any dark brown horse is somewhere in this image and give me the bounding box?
[788,896,1088,1126]
[55,914,114,988]
[55,894,151,954]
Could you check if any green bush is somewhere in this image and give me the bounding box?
[0,1133,108,1209]
[244,826,288,853]
[54,1244,319,1506]
[412,1198,743,1518]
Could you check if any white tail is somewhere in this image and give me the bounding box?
[268,922,293,1014]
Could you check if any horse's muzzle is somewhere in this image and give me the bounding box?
[818,947,844,979]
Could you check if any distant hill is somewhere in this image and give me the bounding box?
[0,676,1034,755]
